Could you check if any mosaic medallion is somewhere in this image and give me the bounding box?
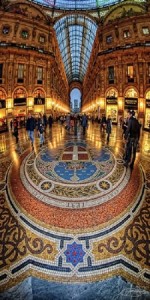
[36,141,114,183]
[17,141,130,209]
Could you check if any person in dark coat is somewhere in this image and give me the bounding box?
[124,110,140,169]
[48,115,53,129]
[43,113,47,129]
[101,114,107,131]
[13,119,19,149]
[106,115,112,142]
[26,113,35,149]
[81,113,88,135]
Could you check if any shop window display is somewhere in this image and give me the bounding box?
[106,88,118,123]
[107,107,117,123]
[0,118,8,132]
[145,94,150,129]
[145,111,150,129]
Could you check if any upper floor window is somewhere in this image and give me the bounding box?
[142,27,149,35]
[37,67,43,84]
[18,64,24,83]
[148,63,150,76]
[147,63,150,83]
[123,30,130,38]
[127,65,134,83]
[21,30,29,39]
[2,25,10,35]
[39,35,45,44]
[108,66,114,84]
[0,63,3,84]
[106,35,112,44]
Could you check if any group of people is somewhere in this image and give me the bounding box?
[11,110,141,170]
[100,110,141,169]
[12,113,53,150]
[26,113,54,149]
[65,113,88,135]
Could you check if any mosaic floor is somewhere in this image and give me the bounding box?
[0,122,150,293]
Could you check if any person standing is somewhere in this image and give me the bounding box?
[10,119,13,131]
[74,114,78,136]
[106,115,112,142]
[43,113,47,130]
[124,110,140,169]
[37,113,45,147]
[26,113,35,149]
[48,115,53,129]
[101,114,107,131]
[13,118,19,150]
[65,113,71,131]
[81,113,88,135]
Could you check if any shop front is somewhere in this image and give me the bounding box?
[13,88,27,127]
[124,98,138,118]
[13,98,26,127]
[33,89,45,115]
[145,99,150,130]
[0,117,8,133]
[106,98,118,123]
[106,88,118,124]
[0,90,8,132]
[124,88,138,118]
[0,99,7,132]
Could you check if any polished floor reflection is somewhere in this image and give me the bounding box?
[0,121,150,294]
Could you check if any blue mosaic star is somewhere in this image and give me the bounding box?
[64,242,86,267]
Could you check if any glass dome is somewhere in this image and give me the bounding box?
[30,0,123,10]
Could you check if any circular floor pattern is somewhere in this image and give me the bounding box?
[8,140,144,232]
[19,141,129,209]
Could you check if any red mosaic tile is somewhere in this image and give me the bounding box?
[78,154,88,160]
[62,154,73,160]
[9,152,142,231]
[65,147,73,151]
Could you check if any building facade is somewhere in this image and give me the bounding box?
[82,1,150,129]
[0,0,150,129]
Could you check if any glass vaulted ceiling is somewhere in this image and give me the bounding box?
[54,15,97,83]
[30,0,144,83]
[31,0,123,10]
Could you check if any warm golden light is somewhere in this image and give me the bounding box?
[7,98,13,109]
[98,98,105,109]
[46,98,52,108]
[139,98,144,112]
[27,97,34,107]
[118,99,123,109]
[34,108,44,113]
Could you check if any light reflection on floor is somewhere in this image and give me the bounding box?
[0,121,149,293]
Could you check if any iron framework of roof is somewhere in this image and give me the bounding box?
[29,0,145,83]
